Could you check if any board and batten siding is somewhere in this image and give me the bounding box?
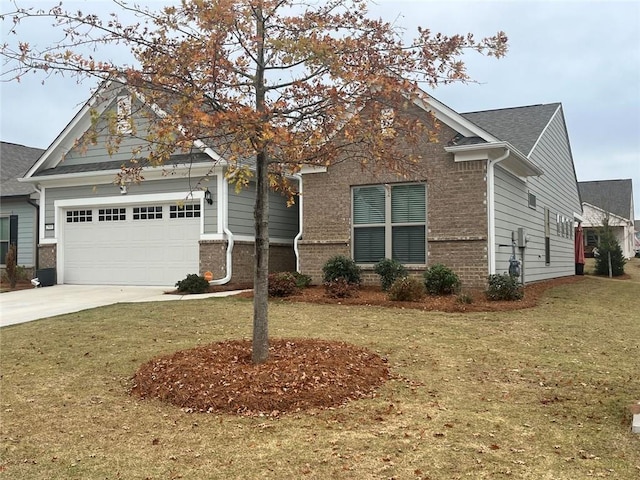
[228,183,299,240]
[493,106,581,283]
[0,199,36,267]
[43,177,217,238]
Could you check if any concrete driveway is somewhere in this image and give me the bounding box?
[0,285,245,328]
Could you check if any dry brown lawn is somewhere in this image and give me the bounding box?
[1,259,639,479]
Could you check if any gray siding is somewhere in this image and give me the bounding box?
[0,199,36,267]
[228,182,299,239]
[64,94,157,165]
[43,177,217,238]
[494,107,581,283]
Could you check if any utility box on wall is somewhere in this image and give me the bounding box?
[517,228,527,248]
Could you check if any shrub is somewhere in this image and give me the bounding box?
[486,273,524,301]
[387,276,424,302]
[322,255,361,285]
[324,278,359,298]
[423,264,461,295]
[175,274,210,294]
[374,258,407,291]
[594,241,626,277]
[456,292,474,305]
[268,272,300,297]
[290,271,312,289]
[4,244,17,289]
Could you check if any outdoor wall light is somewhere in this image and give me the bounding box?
[204,187,213,205]
[119,185,128,195]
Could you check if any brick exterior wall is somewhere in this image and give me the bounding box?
[299,103,489,289]
[200,240,296,285]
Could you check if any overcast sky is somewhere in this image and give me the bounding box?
[1,0,639,213]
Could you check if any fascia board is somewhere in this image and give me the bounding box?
[413,95,500,142]
[445,141,543,177]
[21,163,221,188]
[299,165,328,174]
[582,202,631,223]
[24,79,115,179]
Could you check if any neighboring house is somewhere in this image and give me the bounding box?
[578,179,636,259]
[0,141,45,277]
[298,97,582,288]
[20,81,298,286]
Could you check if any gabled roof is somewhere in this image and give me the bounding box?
[0,141,44,197]
[578,179,633,221]
[460,103,561,156]
[24,78,224,180]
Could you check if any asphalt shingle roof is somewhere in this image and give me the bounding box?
[578,179,633,221]
[32,152,214,177]
[460,103,561,156]
[0,141,44,197]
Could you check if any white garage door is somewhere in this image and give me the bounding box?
[63,203,201,286]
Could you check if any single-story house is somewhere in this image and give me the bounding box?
[0,141,45,277]
[21,79,583,288]
[577,179,636,259]
[298,96,583,288]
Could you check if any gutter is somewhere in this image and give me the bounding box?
[293,174,303,272]
[487,148,511,275]
[26,189,40,271]
[210,176,234,285]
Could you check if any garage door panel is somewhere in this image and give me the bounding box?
[63,204,200,286]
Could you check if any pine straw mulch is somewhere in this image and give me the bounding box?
[240,275,588,313]
[134,275,589,417]
[130,338,389,417]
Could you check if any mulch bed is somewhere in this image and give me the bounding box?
[240,275,587,313]
[130,338,389,417]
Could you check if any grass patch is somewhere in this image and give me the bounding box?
[1,260,639,479]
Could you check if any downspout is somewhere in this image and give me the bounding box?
[487,148,510,275]
[27,185,42,271]
[210,177,234,285]
[293,174,303,272]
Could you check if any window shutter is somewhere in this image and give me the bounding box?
[353,186,385,224]
[353,227,385,263]
[391,184,425,223]
[392,225,425,263]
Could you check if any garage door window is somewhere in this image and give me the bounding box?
[66,210,93,223]
[133,206,162,220]
[98,208,126,221]
[170,204,201,218]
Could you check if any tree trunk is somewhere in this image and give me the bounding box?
[252,149,270,363]
[252,3,269,364]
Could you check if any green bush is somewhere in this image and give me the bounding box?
[423,264,461,295]
[290,271,312,289]
[322,255,361,285]
[594,242,626,277]
[374,258,407,291]
[486,274,524,301]
[268,272,300,297]
[387,276,424,302]
[175,274,210,294]
[324,278,360,298]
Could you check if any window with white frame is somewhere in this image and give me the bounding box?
[352,183,426,264]
[98,208,126,222]
[66,210,93,223]
[169,204,201,218]
[133,206,162,220]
